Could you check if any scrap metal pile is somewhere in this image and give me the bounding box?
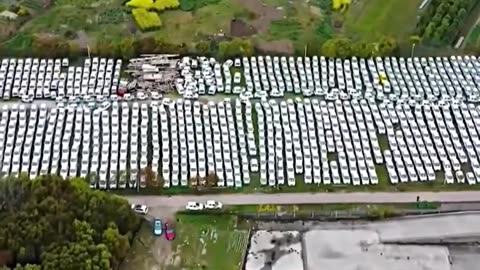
[124,54,180,95]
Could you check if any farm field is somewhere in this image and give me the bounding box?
[16,0,131,39]
[0,0,427,56]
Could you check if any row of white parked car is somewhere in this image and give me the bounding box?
[176,55,480,103]
[0,57,122,102]
[1,97,480,187]
[0,99,260,189]
[255,97,480,186]
[160,98,257,188]
[382,100,480,185]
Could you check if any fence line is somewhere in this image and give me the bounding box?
[236,208,456,222]
[238,228,252,270]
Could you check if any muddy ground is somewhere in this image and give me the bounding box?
[120,206,177,270]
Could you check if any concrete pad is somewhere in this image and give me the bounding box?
[303,230,451,270]
[245,230,303,270]
[371,213,480,242]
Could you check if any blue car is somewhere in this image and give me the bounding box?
[153,218,163,236]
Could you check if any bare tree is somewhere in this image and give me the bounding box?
[142,167,157,187]
[205,173,219,187]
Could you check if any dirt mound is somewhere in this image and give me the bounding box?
[230,19,257,37]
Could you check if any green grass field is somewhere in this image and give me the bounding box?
[466,24,480,46]
[344,0,422,40]
[21,6,96,34]
[153,0,246,45]
[225,202,440,215]
[170,214,248,270]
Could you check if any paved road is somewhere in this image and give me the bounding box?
[125,191,480,209]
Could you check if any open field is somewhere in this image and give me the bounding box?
[169,214,248,270]
[344,0,422,40]
[152,1,246,45]
[122,214,249,270]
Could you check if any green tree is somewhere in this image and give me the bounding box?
[102,223,130,269]
[351,41,373,58]
[423,23,436,38]
[320,38,337,57]
[335,38,353,58]
[457,8,467,20]
[10,264,41,270]
[435,2,447,16]
[376,36,397,56]
[0,176,140,269]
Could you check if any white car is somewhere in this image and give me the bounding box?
[205,200,223,209]
[131,204,148,215]
[136,92,147,100]
[21,95,33,103]
[151,92,162,100]
[186,201,204,211]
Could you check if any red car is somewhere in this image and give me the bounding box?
[164,222,175,241]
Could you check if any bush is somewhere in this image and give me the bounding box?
[320,36,398,58]
[132,8,162,30]
[315,20,334,41]
[179,0,220,11]
[126,0,179,11]
[332,0,351,11]
[367,205,398,220]
[97,8,127,24]
[218,38,254,59]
